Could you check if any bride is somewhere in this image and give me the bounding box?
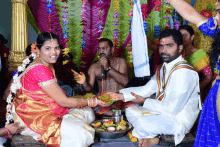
[6,32,108,147]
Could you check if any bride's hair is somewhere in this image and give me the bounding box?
[36,32,60,50]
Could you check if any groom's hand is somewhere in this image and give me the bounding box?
[131,92,145,104]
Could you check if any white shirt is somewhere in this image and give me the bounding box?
[120,55,202,143]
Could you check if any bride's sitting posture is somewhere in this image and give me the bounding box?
[6,32,108,147]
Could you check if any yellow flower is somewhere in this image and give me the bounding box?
[63,60,69,65]
[62,48,70,57]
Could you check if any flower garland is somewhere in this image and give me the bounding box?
[97,0,104,33]
[5,44,37,126]
[46,0,54,32]
[60,1,70,65]
[127,0,134,69]
[112,0,120,57]
[164,1,172,29]
[141,2,148,35]
[80,0,87,49]
[79,0,87,69]
[153,0,161,45]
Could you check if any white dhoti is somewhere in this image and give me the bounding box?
[12,106,95,147]
[126,106,177,140]
[0,137,7,146]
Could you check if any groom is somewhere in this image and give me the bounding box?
[110,29,201,147]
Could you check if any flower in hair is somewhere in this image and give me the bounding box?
[31,42,37,53]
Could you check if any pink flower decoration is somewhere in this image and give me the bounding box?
[62,18,69,22]
[163,16,170,19]
[98,0,103,5]
[155,8,161,11]
[64,39,69,43]
[61,10,68,13]
[113,12,119,18]
[80,5,85,8]
[112,20,119,23]
[114,28,119,31]
[62,14,69,18]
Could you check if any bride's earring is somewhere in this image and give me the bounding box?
[37,51,40,58]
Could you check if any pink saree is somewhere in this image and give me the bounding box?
[14,63,69,146]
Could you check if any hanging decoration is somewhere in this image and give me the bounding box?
[141,2,148,35]
[27,0,179,72]
[170,9,182,30]
[60,1,70,65]
[112,0,120,57]
[80,0,87,49]
[79,0,88,70]
[126,0,134,69]
[80,0,111,72]
[153,0,161,45]
[164,1,172,29]
[46,0,54,32]
[97,0,105,33]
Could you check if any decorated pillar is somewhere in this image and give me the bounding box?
[10,0,28,72]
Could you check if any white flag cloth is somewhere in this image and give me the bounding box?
[131,0,150,77]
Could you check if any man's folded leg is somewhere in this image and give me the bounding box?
[132,114,176,140]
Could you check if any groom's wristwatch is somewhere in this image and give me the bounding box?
[105,66,112,72]
[157,134,162,145]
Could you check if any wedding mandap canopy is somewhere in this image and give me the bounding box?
[10,0,216,78]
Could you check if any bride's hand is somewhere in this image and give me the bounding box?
[87,98,108,107]
[96,99,108,107]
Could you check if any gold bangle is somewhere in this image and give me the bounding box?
[95,98,97,107]
[88,99,90,107]
[89,99,91,107]
[91,99,94,107]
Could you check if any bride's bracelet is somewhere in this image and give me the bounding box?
[87,98,97,107]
